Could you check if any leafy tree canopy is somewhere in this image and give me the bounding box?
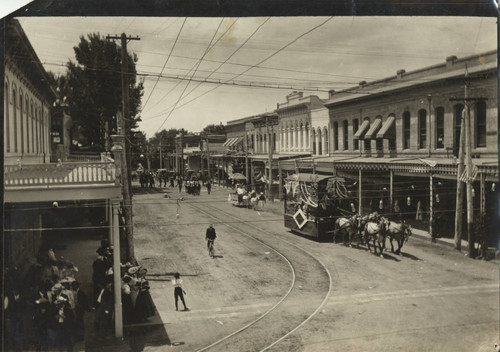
[64,33,143,150]
[201,123,226,135]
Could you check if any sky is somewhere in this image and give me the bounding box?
[13,16,498,137]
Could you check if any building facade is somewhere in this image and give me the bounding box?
[4,19,56,166]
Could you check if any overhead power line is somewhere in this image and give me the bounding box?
[144,18,240,113]
[149,17,334,129]
[141,17,187,112]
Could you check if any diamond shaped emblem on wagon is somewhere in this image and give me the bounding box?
[293,208,308,230]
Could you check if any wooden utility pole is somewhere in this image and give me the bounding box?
[159,140,163,169]
[267,119,273,200]
[206,136,211,182]
[107,33,140,263]
[451,68,486,257]
[245,134,249,188]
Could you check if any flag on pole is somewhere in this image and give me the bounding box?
[459,164,478,183]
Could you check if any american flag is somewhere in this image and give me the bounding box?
[459,164,478,183]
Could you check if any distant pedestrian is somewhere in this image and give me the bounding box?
[258,192,266,211]
[206,180,212,195]
[178,179,183,193]
[172,273,189,311]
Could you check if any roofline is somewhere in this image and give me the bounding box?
[324,49,497,107]
[9,19,58,100]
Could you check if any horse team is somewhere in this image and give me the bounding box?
[334,213,413,258]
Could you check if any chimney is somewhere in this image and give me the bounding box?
[328,89,335,98]
[359,81,367,87]
[446,55,458,68]
[397,69,406,79]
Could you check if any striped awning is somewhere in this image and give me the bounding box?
[364,118,382,139]
[353,119,370,140]
[376,116,395,139]
[224,137,243,147]
[223,137,237,147]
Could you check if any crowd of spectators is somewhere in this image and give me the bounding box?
[4,247,89,351]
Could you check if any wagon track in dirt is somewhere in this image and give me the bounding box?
[188,201,335,352]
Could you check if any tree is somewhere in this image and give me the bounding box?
[201,123,226,135]
[65,33,143,150]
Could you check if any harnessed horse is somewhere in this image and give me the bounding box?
[334,215,362,247]
[363,216,388,257]
[385,221,412,255]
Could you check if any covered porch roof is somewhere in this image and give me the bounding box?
[4,161,122,203]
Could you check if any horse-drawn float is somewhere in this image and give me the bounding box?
[284,173,351,241]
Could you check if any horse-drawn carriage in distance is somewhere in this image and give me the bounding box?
[284,173,351,242]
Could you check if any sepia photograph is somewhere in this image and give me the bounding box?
[2,1,499,351]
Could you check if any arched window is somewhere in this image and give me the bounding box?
[475,102,487,148]
[323,127,329,155]
[19,90,24,153]
[30,100,35,154]
[12,85,17,152]
[435,107,444,149]
[317,128,322,156]
[453,104,464,157]
[403,111,411,149]
[353,119,359,150]
[34,106,38,154]
[25,95,29,152]
[305,123,309,148]
[333,122,338,151]
[418,109,427,149]
[311,129,316,155]
[5,80,10,152]
[342,120,349,150]
[300,122,304,149]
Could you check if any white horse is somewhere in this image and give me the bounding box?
[385,221,412,255]
[334,215,362,247]
[363,217,388,258]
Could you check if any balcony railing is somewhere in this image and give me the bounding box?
[4,161,117,187]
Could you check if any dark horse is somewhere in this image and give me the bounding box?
[385,221,412,255]
[334,215,363,247]
[363,217,388,258]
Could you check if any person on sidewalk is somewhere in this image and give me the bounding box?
[206,180,212,195]
[172,273,189,311]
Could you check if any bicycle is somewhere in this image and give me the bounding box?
[207,240,215,258]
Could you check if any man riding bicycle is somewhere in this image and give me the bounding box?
[205,224,217,253]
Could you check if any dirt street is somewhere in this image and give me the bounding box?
[132,184,499,352]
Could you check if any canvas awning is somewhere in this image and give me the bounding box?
[223,137,243,147]
[228,137,243,147]
[364,118,382,139]
[353,119,370,140]
[223,138,237,147]
[376,116,395,139]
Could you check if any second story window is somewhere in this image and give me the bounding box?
[435,107,444,149]
[403,111,411,149]
[353,119,359,150]
[476,101,487,148]
[418,109,427,149]
[333,122,338,151]
[454,104,464,157]
[343,120,348,150]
